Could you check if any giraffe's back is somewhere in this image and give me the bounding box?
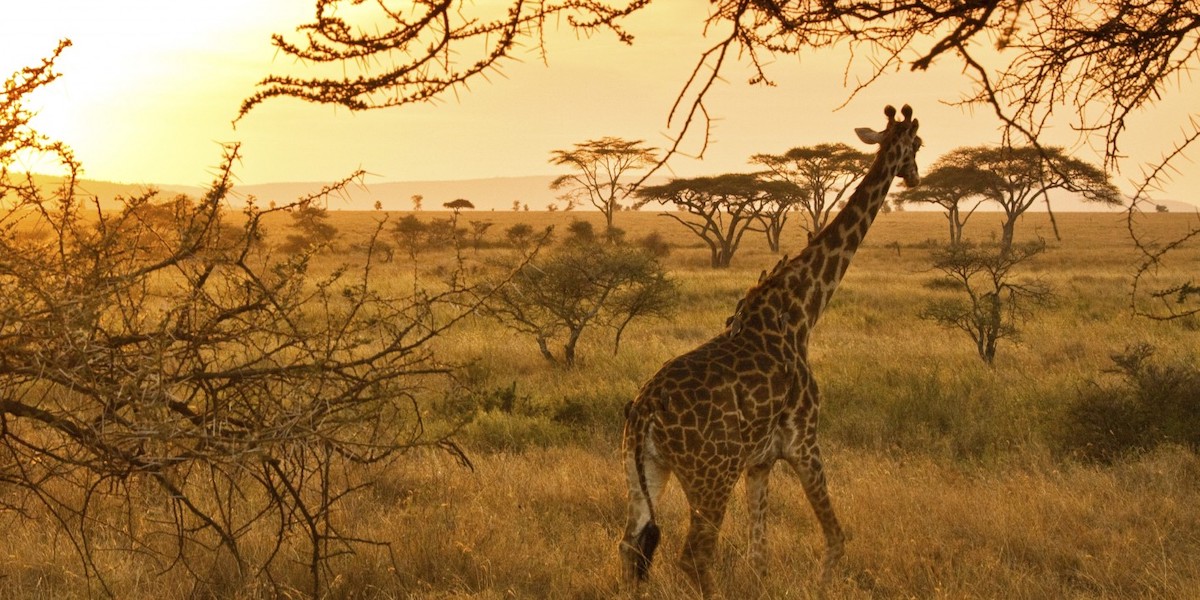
[631,332,799,476]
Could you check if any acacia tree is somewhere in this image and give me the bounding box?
[550,137,658,238]
[237,0,1200,319]
[753,178,805,253]
[1,50,487,597]
[751,143,872,239]
[921,241,1053,365]
[635,173,787,268]
[895,162,998,245]
[941,146,1122,251]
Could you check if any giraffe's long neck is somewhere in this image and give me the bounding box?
[790,142,900,332]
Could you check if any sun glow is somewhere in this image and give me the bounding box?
[3,1,303,184]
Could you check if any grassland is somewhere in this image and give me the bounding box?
[2,209,1198,599]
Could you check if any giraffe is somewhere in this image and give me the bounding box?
[619,104,922,596]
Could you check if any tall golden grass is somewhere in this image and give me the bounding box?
[3,209,1198,598]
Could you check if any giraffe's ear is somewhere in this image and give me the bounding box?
[855,127,884,145]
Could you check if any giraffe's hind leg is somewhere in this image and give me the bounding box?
[677,471,737,598]
[744,463,772,579]
[785,445,845,585]
[620,442,671,587]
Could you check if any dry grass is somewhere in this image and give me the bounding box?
[3,209,1199,598]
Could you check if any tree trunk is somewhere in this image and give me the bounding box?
[947,205,962,245]
[999,216,1017,254]
[536,336,558,365]
[563,326,584,368]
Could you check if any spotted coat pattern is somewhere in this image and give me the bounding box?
[620,105,923,596]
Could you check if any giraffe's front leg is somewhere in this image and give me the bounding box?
[744,463,772,579]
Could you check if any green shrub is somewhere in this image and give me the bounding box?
[637,231,672,257]
[462,412,570,452]
[552,391,624,428]
[1059,343,1200,463]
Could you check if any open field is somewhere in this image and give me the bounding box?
[3,209,1198,598]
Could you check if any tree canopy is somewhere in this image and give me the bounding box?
[896,163,998,245]
[752,143,872,239]
[938,146,1121,250]
[636,173,794,267]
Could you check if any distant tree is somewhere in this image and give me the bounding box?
[895,162,999,245]
[940,146,1122,251]
[512,200,521,212]
[1156,204,1170,213]
[281,202,338,252]
[921,241,1053,365]
[635,173,782,268]
[483,243,677,367]
[565,219,597,245]
[751,143,872,239]
[411,194,423,211]
[504,223,537,250]
[444,198,474,214]
[752,179,805,253]
[550,137,658,239]
[373,199,383,211]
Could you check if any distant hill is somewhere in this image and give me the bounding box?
[18,173,1199,214]
[21,173,205,210]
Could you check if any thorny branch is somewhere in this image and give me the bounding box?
[3,48,494,595]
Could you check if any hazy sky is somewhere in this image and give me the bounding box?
[4,1,1197,205]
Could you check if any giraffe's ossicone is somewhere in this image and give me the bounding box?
[619,105,922,596]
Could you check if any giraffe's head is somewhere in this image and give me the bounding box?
[854,104,922,187]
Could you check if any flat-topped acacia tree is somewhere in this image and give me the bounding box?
[635,173,796,268]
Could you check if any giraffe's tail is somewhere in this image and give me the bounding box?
[622,401,661,582]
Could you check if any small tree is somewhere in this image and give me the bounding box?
[468,219,494,251]
[392,214,428,259]
[550,137,658,240]
[483,243,677,367]
[411,194,423,211]
[635,173,782,268]
[751,143,872,239]
[921,241,1053,365]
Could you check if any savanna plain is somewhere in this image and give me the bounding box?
[4,209,1199,599]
